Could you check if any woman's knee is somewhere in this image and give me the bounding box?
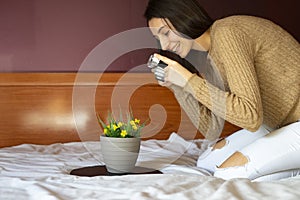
[212,139,226,150]
[215,121,300,180]
[218,151,248,168]
[196,138,230,173]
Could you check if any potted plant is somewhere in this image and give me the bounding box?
[97,110,146,174]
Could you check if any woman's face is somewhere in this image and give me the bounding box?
[148,18,194,58]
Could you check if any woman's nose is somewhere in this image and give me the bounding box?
[159,39,169,51]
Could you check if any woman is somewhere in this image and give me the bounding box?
[144,0,300,181]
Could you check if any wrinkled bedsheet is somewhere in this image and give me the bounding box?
[0,133,299,200]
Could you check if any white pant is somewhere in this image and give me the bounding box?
[197,121,300,181]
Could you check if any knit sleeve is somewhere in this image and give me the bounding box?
[184,25,263,131]
[169,84,225,140]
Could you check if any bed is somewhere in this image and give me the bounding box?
[0,72,299,200]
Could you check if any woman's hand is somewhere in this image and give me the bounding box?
[154,54,193,88]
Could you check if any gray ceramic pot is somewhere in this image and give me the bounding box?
[100,135,141,174]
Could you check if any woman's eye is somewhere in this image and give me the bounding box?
[164,30,170,36]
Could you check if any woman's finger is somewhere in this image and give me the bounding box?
[158,80,171,87]
[164,66,169,79]
[154,53,176,65]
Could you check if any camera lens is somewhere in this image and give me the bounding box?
[147,54,168,82]
[147,55,159,69]
[147,54,168,69]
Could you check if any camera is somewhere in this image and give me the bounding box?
[147,54,168,82]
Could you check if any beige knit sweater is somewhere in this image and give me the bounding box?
[171,16,300,140]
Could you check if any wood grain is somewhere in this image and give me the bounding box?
[0,73,240,147]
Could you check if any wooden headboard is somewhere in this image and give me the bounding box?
[0,73,240,147]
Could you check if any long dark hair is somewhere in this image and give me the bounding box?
[144,0,214,39]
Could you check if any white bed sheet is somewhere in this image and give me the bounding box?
[0,133,300,200]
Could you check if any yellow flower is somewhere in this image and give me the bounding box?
[134,118,140,124]
[117,122,123,127]
[121,130,127,137]
[104,128,108,134]
[130,120,135,126]
[132,125,137,130]
[107,125,110,129]
[113,124,118,131]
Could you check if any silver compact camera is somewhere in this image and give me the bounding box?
[147,54,168,82]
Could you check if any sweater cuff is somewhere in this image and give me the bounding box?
[183,74,206,96]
